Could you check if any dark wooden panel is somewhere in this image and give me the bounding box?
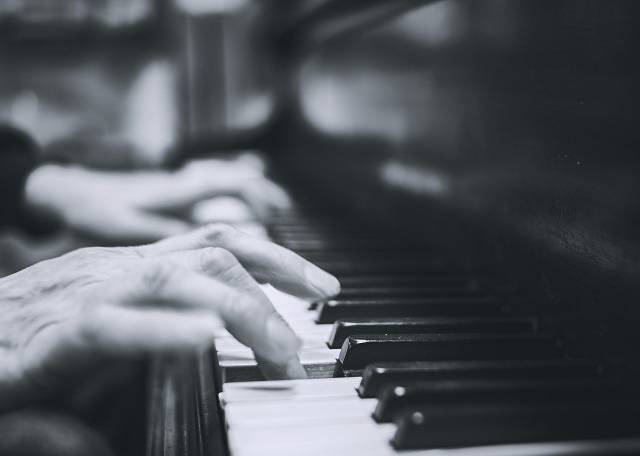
[146,349,228,456]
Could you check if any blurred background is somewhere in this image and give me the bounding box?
[0,0,277,271]
[0,0,263,168]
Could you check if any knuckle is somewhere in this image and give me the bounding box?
[229,294,260,321]
[202,223,237,246]
[203,247,239,269]
[128,246,147,259]
[141,261,179,294]
[77,310,103,348]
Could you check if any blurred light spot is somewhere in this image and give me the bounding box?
[99,0,152,26]
[191,196,254,224]
[174,0,248,14]
[124,61,177,165]
[411,412,425,425]
[392,0,466,45]
[3,0,152,25]
[301,71,409,142]
[10,91,40,130]
[230,94,274,129]
[380,160,449,196]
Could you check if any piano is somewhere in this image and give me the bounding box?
[147,1,640,455]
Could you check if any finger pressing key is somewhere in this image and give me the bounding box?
[138,224,340,300]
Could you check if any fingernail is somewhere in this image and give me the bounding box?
[305,264,341,297]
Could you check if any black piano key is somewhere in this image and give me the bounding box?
[374,378,620,423]
[357,359,601,398]
[270,220,343,229]
[333,286,483,300]
[327,317,536,349]
[280,239,434,252]
[274,232,385,241]
[316,297,507,324]
[315,259,458,275]
[392,402,640,450]
[338,333,561,371]
[280,240,390,251]
[300,256,450,271]
[338,275,475,288]
[308,284,482,310]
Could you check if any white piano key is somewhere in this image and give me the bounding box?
[226,396,377,428]
[222,377,361,404]
[216,335,329,351]
[228,420,397,456]
[214,323,330,341]
[216,279,333,355]
[263,285,311,314]
[219,347,339,368]
[228,419,640,456]
[280,312,322,323]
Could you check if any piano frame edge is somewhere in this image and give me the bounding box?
[146,348,229,456]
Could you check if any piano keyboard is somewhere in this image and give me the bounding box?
[212,209,640,456]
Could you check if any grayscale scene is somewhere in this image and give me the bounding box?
[1,1,640,455]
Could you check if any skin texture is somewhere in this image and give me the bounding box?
[24,153,291,243]
[0,224,340,412]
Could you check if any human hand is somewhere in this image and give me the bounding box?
[24,154,291,243]
[0,224,339,412]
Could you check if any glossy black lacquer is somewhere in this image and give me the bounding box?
[357,359,601,398]
[338,333,561,371]
[316,296,506,323]
[392,402,640,450]
[327,316,535,348]
[373,378,620,422]
[266,0,640,370]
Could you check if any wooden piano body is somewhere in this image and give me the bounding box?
[147,1,640,455]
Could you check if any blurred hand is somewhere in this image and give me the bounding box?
[0,224,340,412]
[24,154,291,243]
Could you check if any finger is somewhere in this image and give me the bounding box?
[154,247,267,293]
[85,209,191,244]
[78,306,223,355]
[143,160,263,212]
[163,161,288,218]
[150,246,279,312]
[234,152,266,172]
[256,179,292,209]
[241,178,292,215]
[103,261,306,379]
[139,225,340,299]
[190,197,256,224]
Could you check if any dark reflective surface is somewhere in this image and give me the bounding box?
[266,0,640,367]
